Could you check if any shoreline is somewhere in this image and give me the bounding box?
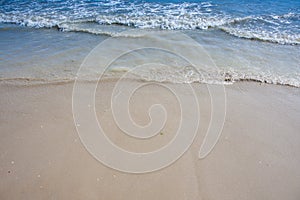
[1,76,300,88]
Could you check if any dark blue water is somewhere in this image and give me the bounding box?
[1,0,299,44]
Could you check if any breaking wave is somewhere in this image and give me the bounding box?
[0,0,299,44]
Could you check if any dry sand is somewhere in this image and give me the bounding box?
[0,80,300,200]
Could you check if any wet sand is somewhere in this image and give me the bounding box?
[0,80,300,200]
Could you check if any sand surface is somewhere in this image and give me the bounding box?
[0,80,300,200]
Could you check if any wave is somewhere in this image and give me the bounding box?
[219,14,300,45]
[1,0,300,44]
[1,12,299,45]
[220,26,300,45]
[0,14,60,28]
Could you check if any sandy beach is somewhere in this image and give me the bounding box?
[1,0,300,199]
[0,80,299,200]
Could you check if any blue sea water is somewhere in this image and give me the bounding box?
[1,0,299,44]
[0,0,300,86]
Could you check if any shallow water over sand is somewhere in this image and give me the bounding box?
[1,24,299,87]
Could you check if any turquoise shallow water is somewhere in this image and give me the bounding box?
[0,0,299,86]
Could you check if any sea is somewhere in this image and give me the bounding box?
[0,0,299,86]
